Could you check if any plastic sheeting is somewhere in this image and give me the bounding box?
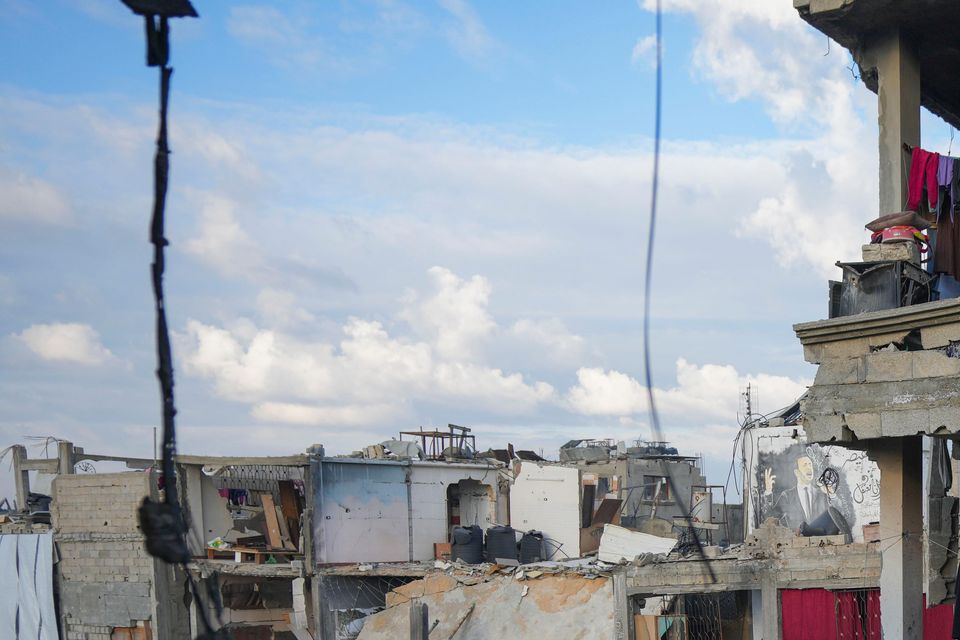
[0,534,58,640]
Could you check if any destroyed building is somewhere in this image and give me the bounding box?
[3,429,751,639]
[5,408,958,639]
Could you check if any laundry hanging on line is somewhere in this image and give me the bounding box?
[217,488,247,506]
[906,145,960,282]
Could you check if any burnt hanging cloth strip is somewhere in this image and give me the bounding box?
[118,3,229,638]
[134,9,191,569]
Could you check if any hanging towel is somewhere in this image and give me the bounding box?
[935,206,960,280]
[939,155,954,187]
[908,147,940,212]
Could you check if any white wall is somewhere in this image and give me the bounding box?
[316,461,410,564]
[409,464,498,561]
[510,462,581,560]
[315,460,502,563]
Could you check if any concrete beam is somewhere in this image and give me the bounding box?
[872,436,924,639]
[794,299,960,363]
[176,454,310,467]
[19,458,60,473]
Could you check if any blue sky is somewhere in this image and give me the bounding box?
[2,0,949,501]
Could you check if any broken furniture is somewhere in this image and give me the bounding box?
[206,546,297,565]
[829,260,932,318]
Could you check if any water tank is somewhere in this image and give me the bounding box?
[519,531,544,564]
[451,525,483,564]
[485,526,518,562]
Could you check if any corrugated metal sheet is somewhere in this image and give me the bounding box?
[0,533,58,640]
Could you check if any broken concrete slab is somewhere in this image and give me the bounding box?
[385,573,459,607]
[596,525,676,564]
[861,242,920,263]
[802,332,910,365]
[795,298,960,364]
[360,573,614,640]
[921,322,960,349]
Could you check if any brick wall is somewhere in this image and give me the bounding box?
[53,473,157,640]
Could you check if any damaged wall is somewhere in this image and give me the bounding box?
[511,462,581,561]
[794,302,960,443]
[183,465,234,555]
[357,572,614,640]
[52,472,188,640]
[746,424,881,542]
[313,459,503,564]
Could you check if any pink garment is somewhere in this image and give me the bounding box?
[908,147,940,212]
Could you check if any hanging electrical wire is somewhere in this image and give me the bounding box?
[641,0,717,582]
[115,2,227,638]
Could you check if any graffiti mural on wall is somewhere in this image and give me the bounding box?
[750,430,880,541]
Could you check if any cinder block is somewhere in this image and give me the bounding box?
[913,351,960,378]
[921,322,960,349]
[861,242,920,264]
[804,338,871,364]
[802,413,847,443]
[864,351,913,382]
[929,407,960,432]
[844,412,882,439]
[814,358,862,385]
[881,409,931,436]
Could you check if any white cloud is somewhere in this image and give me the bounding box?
[566,367,646,416]
[400,266,495,361]
[437,0,499,65]
[227,5,337,71]
[183,193,259,277]
[256,288,315,328]
[566,358,809,420]
[508,318,585,365]
[0,169,70,224]
[631,34,658,68]
[16,323,114,365]
[182,193,354,290]
[641,0,876,276]
[251,401,400,426]
[179,267,555,426]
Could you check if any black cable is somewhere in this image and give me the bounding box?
[121,9,227,638]
[641,0,715,582]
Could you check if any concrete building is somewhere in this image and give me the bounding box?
[2,437,513,639]
[554,439,740,543]
[792,1,960,637]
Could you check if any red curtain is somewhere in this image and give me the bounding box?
[781,588,954,639]
[782,589,839,640]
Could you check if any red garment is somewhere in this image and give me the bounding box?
[908,147,941,212]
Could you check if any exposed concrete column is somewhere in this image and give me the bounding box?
[313,576,337,640]
[873,436,924,639]
[760,575,782,640]
[57,440,74,475]
[865,29,921,213]
[11,444,30,511]
[612,570,629,640]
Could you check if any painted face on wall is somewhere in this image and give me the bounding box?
[794,455,815,486]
